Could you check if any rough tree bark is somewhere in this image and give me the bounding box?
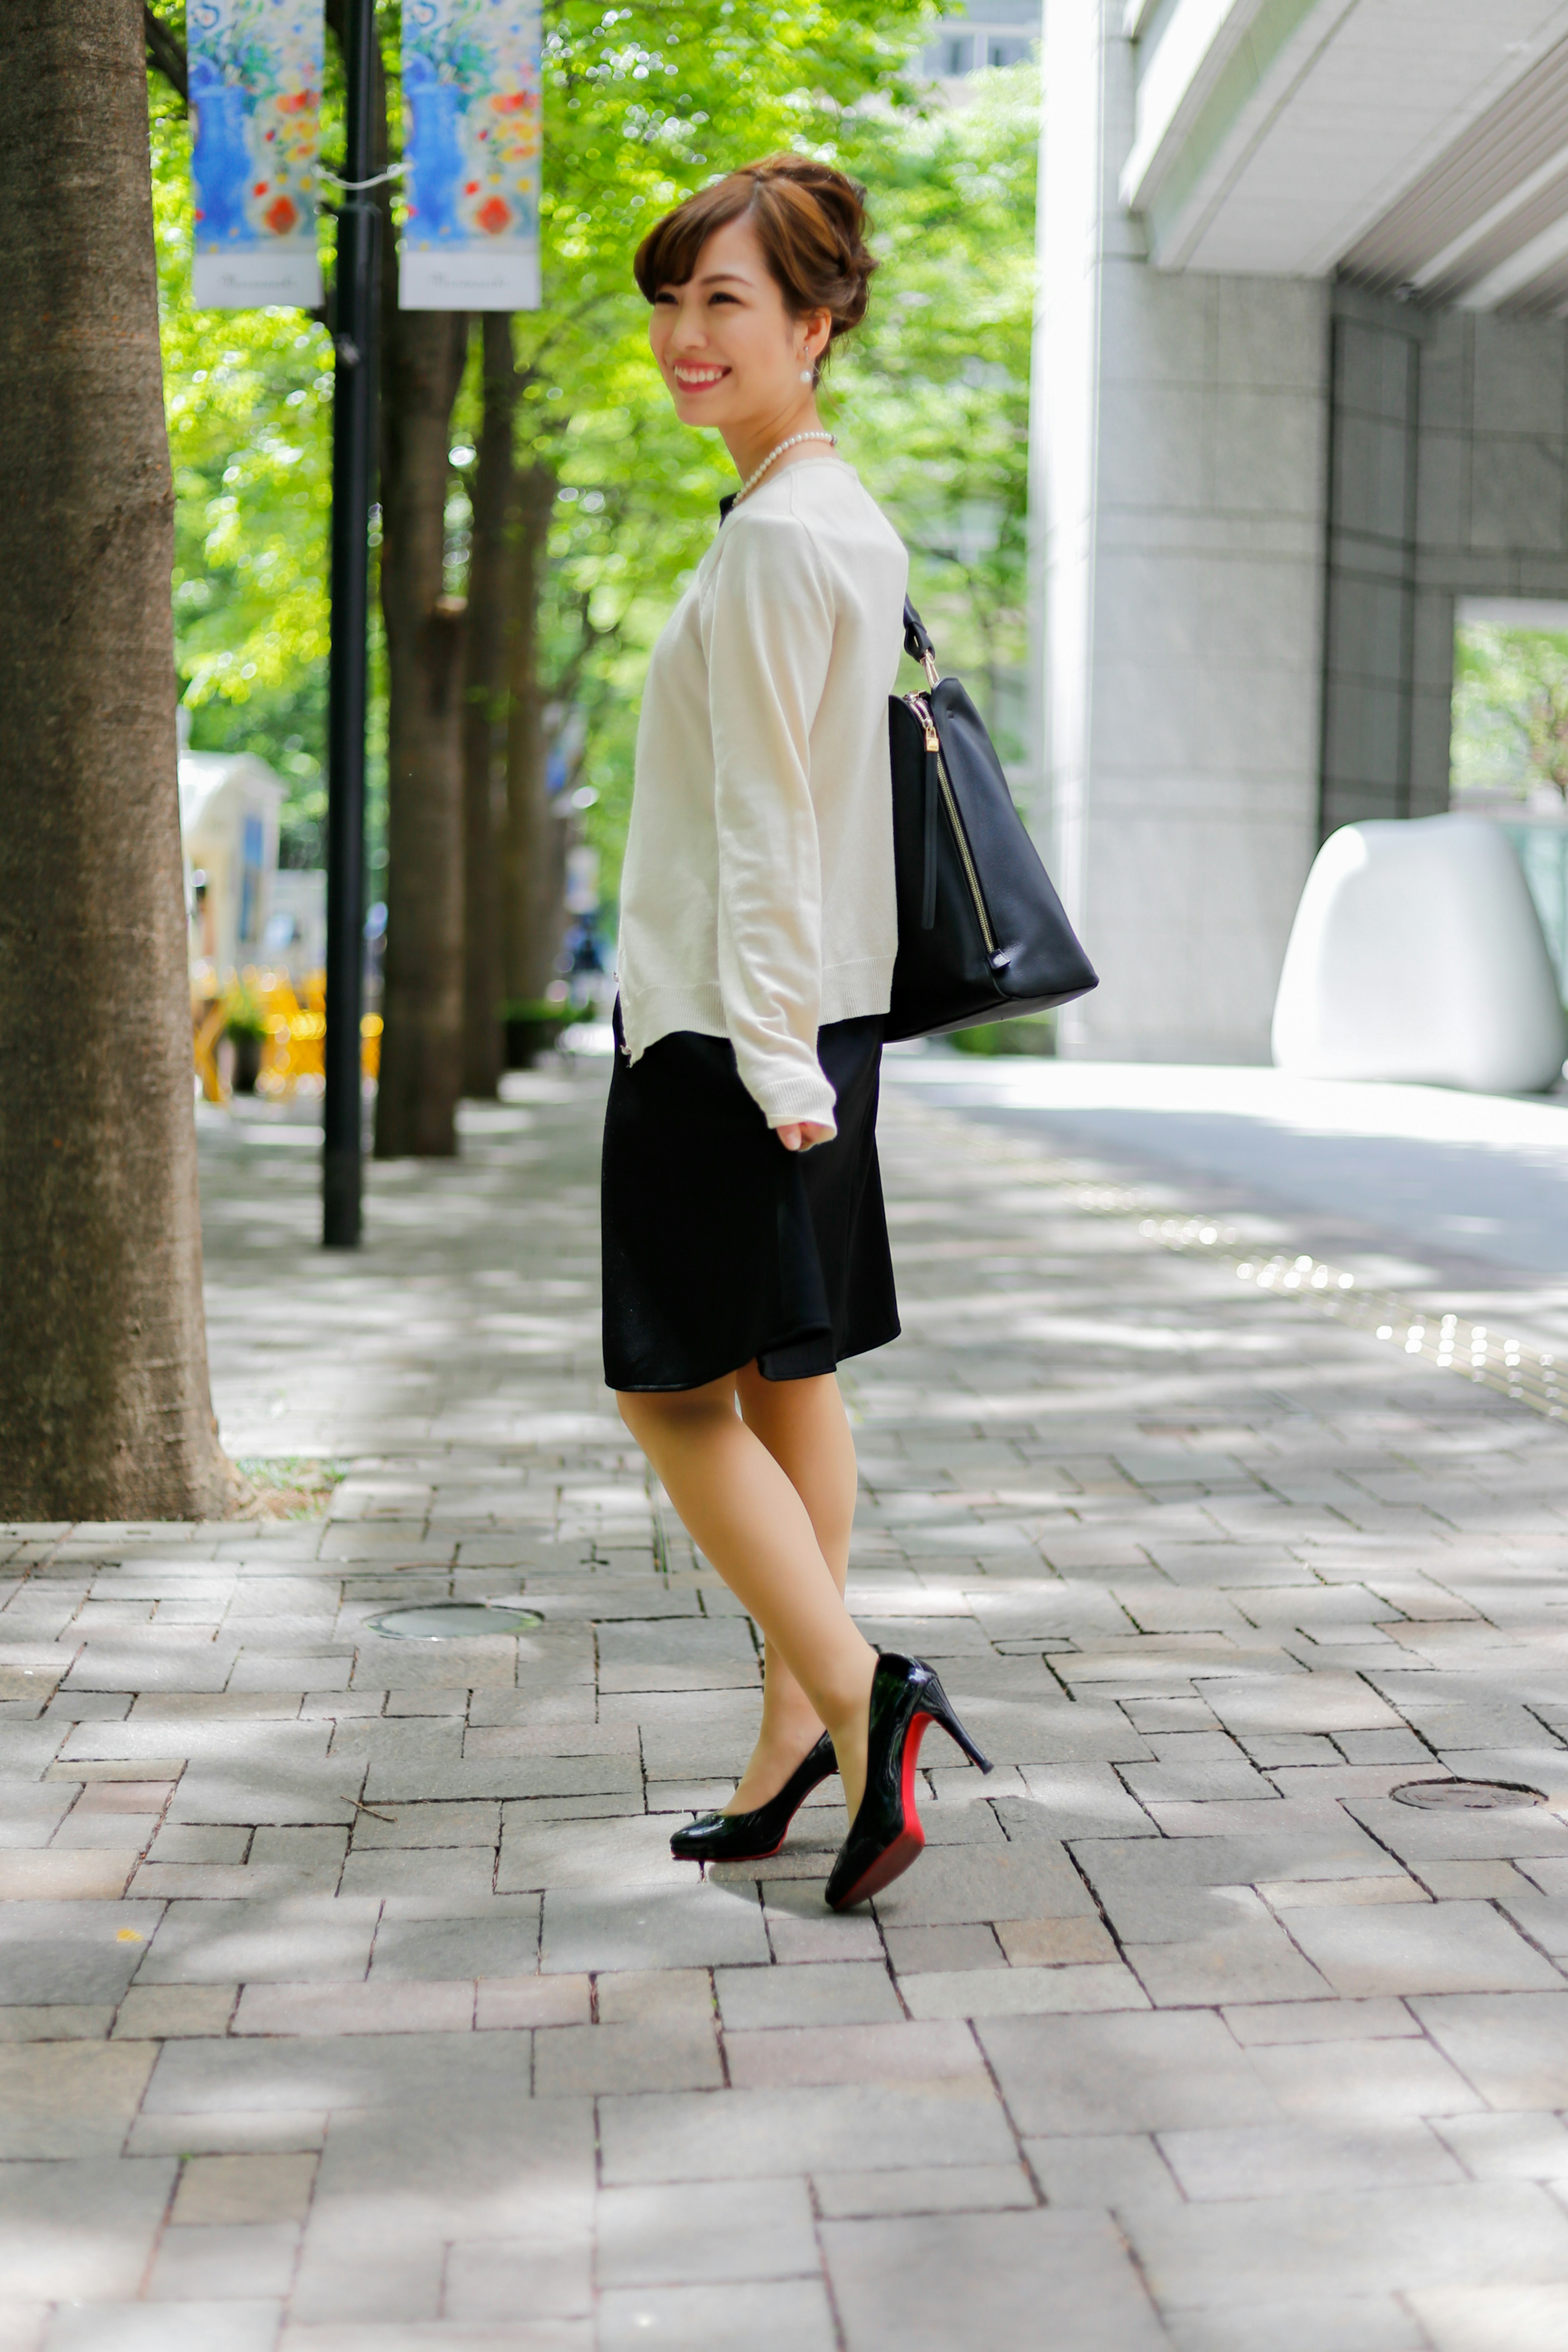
[460,314,516,1098]
[502,461,563,1005]
[372,300,469,1158]
[0,0,235,1519]
[363,14,470,1160]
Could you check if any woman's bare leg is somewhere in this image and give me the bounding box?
[730,1366,858,1810]
[618,1371,875,1824]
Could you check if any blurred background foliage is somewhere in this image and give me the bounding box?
[1452,623,1568,802]
[149,4,1038,905]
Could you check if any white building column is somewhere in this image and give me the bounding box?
[1035,0,1330,1062]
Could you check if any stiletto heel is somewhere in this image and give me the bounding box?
[825,1653,992,1913]
[670,1731,838,1864]
[921,1671,993,1775]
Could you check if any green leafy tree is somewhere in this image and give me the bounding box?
[462,0,935,1024]
[465,55,1044,917]
[837,65,1037,757]
[1453,623,1568,800]
[146,15,1043,1121]
[149,62,338,864]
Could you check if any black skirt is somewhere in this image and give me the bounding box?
[601,1005,900,1392]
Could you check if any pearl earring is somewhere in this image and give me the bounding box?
[799,366,814,384]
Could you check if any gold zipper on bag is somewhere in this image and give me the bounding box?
[906,692,998,957]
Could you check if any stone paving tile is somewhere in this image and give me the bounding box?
[136,1898,379,1984]
[113,1984,237,2039]
[474,1976,589,2029]
[127,2108,328,2156]
[1412,1989,1568,2105]
[599,2079,1018,2181]
[0,2005,115,2042]
[172,2149,317,2225]
[278,2326,589,2350]
[1285,1896,1565,1994]
[41,2305,284,2351]
[1022,2130,1183,2213]
[1123,1910,1332,2006]
[760,1889,882,1964]
[980,2010,1280,2136]
[0,2156,177,2303]
[145,2218,301,2300]
[12,1070,1568,2336]
[725,2018,981,2087]
[0,1853,140,1900]
[540,1882,770,1971]
[902,1962,1148,2018]
[442,2238,592,2323]
[714,1959,901,2028]
[822,2209,1169,2352]
[291,2096,592,2323]
[598,2279,837,2352]
[534,2019,722,2095]
[1410,2282,1568,2349]
[813,2160,1037,2217]
[1125,2179,1568,2308]
[0,2042,157,2158]
[1157,2118,1464,2199]
[1221,1996,1419,2044]
[143,2030,536,2120]
[234,1980,476,2036]
[1161,2297,1426,2351]
[595,2176,819,2284]
[994,1915,1120,1966]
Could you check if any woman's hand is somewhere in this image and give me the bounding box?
[775,1120,834,1154]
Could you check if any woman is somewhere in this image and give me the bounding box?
[603,155,989,1912]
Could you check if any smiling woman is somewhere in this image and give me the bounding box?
[634,154,875,405]
[599,156,991,1920]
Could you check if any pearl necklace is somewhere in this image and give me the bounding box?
[732,430,836,507]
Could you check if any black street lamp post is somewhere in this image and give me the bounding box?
[322,0,379,1247]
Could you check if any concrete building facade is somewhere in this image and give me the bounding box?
[1038,1,1568,1060]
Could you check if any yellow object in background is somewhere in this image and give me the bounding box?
[192,969,381,1102]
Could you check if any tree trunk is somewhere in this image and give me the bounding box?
[460,315,516,1098]
[372,269,469,1155]
[0,0,234,1519]
[502,462,561,1005]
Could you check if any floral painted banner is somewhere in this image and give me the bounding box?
[189,0,323,309]
[400,0,542,310]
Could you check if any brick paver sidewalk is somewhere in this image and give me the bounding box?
[5,1060,1568,2350]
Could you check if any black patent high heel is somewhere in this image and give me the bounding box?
[670,1731,838,1864]
[824,1653,992,1913]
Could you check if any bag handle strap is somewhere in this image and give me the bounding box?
[903,597,941,929]
[903,596,940,688]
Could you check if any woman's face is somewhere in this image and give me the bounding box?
[649,213,829,433]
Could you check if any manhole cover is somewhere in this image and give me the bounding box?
[365,1604,543,1640]
[1391,1779,1546,1811]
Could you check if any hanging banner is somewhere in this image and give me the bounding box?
[189,0,323,310]
[400,0,542,311]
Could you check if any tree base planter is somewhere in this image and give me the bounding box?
[230,1033,264,1095]
[504,1013,571,1069]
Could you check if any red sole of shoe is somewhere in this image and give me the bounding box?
[830,1822,925,1910]
[828,1710,933,1911]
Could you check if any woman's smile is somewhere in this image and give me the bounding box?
[672,362,731,392]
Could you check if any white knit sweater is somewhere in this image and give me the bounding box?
[616,457,908,1133]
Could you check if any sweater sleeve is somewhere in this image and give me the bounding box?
[703,506,840,1132]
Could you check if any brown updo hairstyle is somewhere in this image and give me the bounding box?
[633,154,876,385]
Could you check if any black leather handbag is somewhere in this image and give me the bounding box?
[885,598,1098,1042]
